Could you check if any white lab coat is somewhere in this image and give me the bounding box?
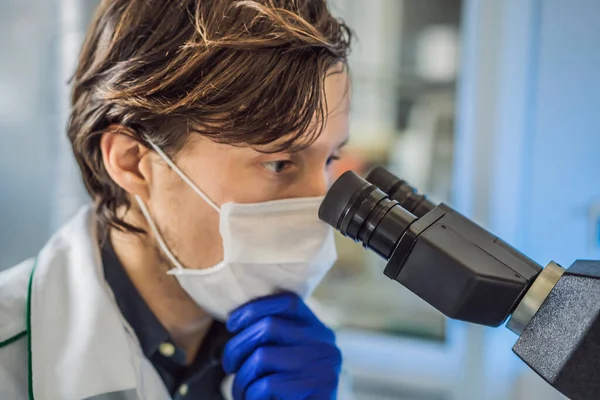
[0,206,354,400]
[0,206,235,400]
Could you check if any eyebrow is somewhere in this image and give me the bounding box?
[337,136,350,149]
[270,134,350,157]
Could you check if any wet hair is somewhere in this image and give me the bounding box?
[68,0,352,233]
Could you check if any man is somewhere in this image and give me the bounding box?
[0,1,352,399]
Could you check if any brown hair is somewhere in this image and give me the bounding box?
[68,0,352,233]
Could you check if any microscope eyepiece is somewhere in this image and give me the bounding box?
[320,167,541,328]
[323,167,600,400]
[319,170,417,259]
[365,167,435,218]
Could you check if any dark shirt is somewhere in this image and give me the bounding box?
[101,238,231,399]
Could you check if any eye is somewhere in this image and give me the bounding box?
[326,154,341,167]
[263,160,293,174]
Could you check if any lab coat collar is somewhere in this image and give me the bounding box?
[28,206,139,400]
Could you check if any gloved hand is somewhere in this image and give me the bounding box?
[222,292,342,400]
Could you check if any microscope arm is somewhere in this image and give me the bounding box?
[319,169,600,400]
[385,204,600,400]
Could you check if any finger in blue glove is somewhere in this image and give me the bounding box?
[232,344,341,400]
[245,373,339,400]
[223,293,342,400]
[223,316,335,374]
[226,292,323,333]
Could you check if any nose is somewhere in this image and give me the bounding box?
[299,169,329,198]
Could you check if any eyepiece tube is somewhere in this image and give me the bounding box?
[321,168,543,328]
[319,171,417,259]
[365,167,436,218]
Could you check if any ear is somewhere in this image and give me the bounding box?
[100,125,153,202]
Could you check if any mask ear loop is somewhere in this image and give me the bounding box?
[135,195,187,271]
[135,195,228,275]
[134,138,219,271]
[144,139,220,213]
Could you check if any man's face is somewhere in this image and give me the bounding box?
[143,70,351,270]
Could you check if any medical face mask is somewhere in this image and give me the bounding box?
[135,140,338,321]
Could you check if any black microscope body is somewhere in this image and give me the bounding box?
[319,167,600,400]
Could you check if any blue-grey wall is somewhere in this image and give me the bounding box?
[522,0,600,266]
[0,0,97,269]
[0,1,56,268]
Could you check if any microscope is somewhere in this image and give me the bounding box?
[318,167,600,400]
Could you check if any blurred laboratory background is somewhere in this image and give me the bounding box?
[1,0,599,399]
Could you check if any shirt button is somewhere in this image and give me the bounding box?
[178,384,189,396]
[159,342,176,357]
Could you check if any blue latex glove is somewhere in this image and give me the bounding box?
[223,293,342,400]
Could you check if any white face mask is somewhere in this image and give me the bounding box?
[135,140,338,321]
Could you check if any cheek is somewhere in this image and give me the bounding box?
[197,163,278,205]
[148,172,224,268]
